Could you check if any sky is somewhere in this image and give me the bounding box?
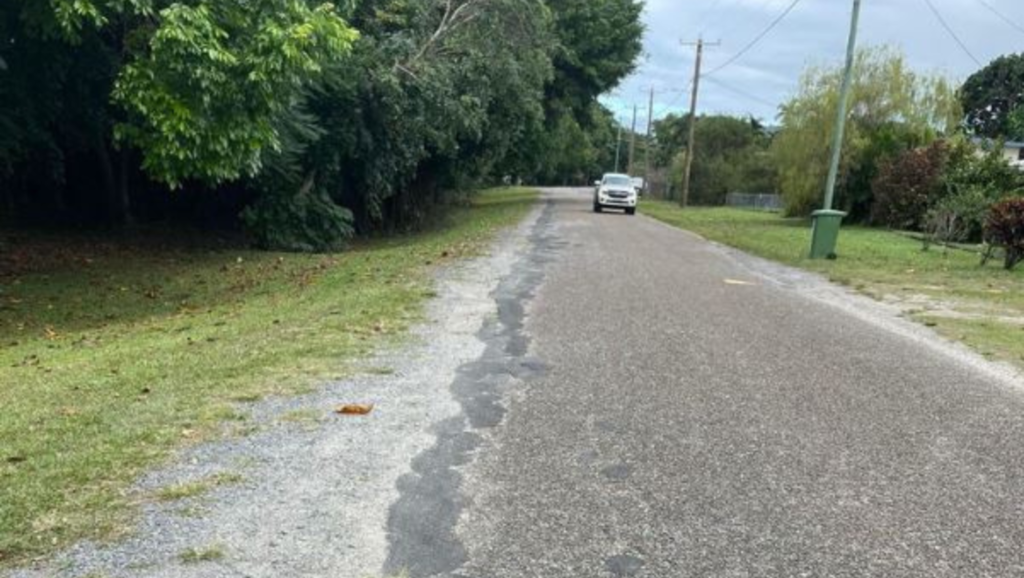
[600,0,1024,128]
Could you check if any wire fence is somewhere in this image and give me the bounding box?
[725,192,783,212]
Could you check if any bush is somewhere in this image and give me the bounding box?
[923,186,989,249]
[241,188,355,253]
[945,139,1024,193]
[871,141,948,230]
[984,198,1024,270]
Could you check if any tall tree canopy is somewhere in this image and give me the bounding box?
[528,0,644,183]
[961,53,1024,140]
[654,114,775,205]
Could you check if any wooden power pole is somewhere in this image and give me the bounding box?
[614,123,623,172]
[644,86,655,195]
[627,104,638,175]
[680,38,719,207]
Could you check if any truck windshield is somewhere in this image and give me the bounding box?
[604,176,631,186]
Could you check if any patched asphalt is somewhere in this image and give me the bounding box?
[392,188,1024,577]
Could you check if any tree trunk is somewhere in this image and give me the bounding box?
[96,135,131,227]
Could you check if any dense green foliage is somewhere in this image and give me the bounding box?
[869,138,1024,244]
[528,0,643,184]
[654,113,775,205]
[935,140,1024,240]
[113,2,359,186]
[1,0,644,247]
[773,47,960,219]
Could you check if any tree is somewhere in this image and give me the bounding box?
[1,0,358,225]
[1,0,643,249]
[961,53,1024,140]
[656,114,775,205]
[258,0,556,237]
[772,46,961,218]
[527,0,644,183]
[544,0,643,114]
[113,2,358,187]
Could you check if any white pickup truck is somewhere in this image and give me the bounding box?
[593,173,638,215]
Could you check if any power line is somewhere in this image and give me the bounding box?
[709,0,779,49]
[703,75,778,109]
[922,0,982,67]
[702,0,805,78]
[652,82,693,119]
[975,0,1024,37]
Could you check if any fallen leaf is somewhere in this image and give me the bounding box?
[43,326,59,340]
[335,403,374,416]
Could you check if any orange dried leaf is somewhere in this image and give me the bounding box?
[335,403,374,416]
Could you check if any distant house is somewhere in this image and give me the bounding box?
[997,141,1024,169]
[971,138,1024,169]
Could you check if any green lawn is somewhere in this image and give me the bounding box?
[0,187,537,565]
[642,201,1024,365]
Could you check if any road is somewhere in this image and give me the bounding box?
[13,187,1024,578]
[386,188,1024,578]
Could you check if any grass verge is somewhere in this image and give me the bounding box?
[154,472,245,502]
[641,201,1024,365]
[178,544,225,564]
[0,187,537,565]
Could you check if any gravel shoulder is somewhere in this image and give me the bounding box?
[6,204,544,578]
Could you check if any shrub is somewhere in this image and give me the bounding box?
[944,139,1024,200]
[241,188,355,253]
[871,141,948,230]
[921,138,1024,244]
[984,198,1024,270]
[923,185,992,249]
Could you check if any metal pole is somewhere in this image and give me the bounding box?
[681,39,705,208]
[822,0,862,211]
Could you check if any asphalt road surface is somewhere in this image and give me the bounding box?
[386,188,1024,578]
